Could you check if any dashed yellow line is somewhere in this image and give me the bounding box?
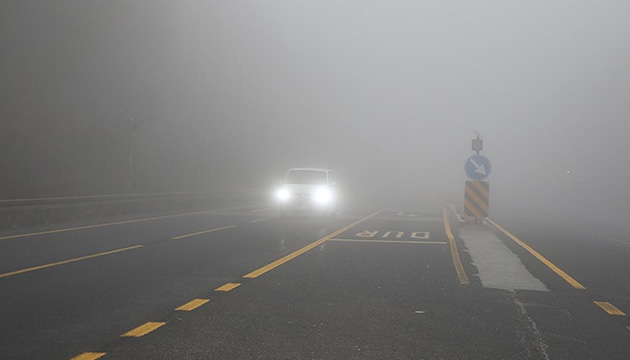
[0,204,259,241]
[175,298,210,311]
[215,282,241,292]
[441,206,469,285]
[243,209,384,279]
[0,245,144,279]
[70,352,106,360]
[594,301,626,316]
[171,225,235,240]
[121,322,166,337]
[487,218,586,290]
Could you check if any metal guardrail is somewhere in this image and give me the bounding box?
[0,190,264,229]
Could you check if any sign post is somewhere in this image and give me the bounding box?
[465,133,490,222]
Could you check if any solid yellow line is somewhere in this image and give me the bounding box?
[441,206,469,285]
[249,217,274,223]
[121,322,166,337]
[487,218,586,290]
[171,225,235,240]
[0,204,259,241]
[329,239,447,245]
[594,301,626,316]
[243,209,384,279]
[215,282,241,292]
[70,353,107,360]
[0,245,144,279]
[175,298,210,311]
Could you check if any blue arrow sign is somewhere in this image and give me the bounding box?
[465,154,491,180]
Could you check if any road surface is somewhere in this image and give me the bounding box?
[1,200,629,359]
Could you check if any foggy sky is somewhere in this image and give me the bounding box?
[1,1,629,209]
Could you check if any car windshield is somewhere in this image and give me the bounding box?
[284,170,327,185]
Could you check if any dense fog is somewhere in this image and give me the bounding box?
[2,1,629,215]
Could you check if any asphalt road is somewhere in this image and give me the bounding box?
[1,200,629,359]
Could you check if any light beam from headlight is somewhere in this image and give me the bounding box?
[314,187,333,204]
[276,188,290,201]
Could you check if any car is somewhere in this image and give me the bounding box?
[275,168,339,216]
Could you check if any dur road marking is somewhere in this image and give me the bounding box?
[215,282,241,292]
[122,322,166,337]
[0,204,259,241]
[594,301,626,316]
[70,353,106,360]
[0,245,143,279]
[176,298,210,311]
[330,239,446,245]
[441,206,469,285]
[487,218,586,290]
[382,231,404,239]
[172,225,235,240]
[355,230,430,239]
[243,209,384,279]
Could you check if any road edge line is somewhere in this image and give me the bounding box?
[0,245,144,279]
[487,218,586,290]
[0,204,262,241]
[172,225,235,240]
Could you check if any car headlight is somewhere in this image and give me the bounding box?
[276,188,290,201]
[314,187,333,204]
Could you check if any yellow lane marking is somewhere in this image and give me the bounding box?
[171,225,235,240]
[121,322,166,337]
[329,239,447,245]
[441,206,469,285]
[487,218,586,290]
[70,353,107,360]
[215,282,241,292]
[243,209,384,279]
[0,245,143,279]
[594,301,626,316]
[249,217,274,223]
[464,199,483,218]
[0,204,259,241]
[175,298,210,311]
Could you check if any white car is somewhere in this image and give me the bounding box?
[275,168,339,216]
